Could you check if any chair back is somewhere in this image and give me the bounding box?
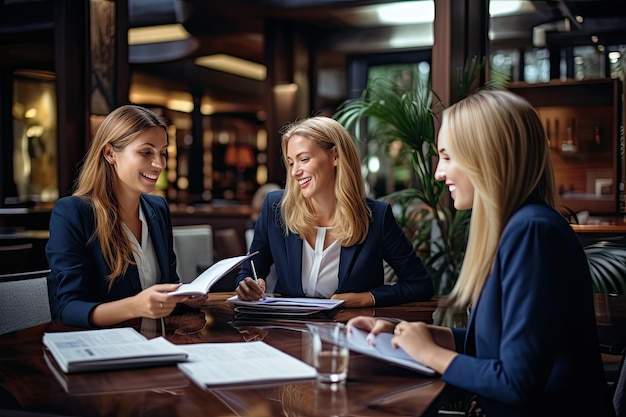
[595,293,626,417]
[211,228,247,292]
[213,228,245,260]
[172,225,214,284]
[0,269,52,335]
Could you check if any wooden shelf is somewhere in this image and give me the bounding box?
[509,79,623,215]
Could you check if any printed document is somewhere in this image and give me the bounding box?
[178,341,316,387]
[43,327,188,373]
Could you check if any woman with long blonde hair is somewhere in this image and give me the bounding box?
[235,116,433,307]
[47,104,204,328]
[348,90,610,416]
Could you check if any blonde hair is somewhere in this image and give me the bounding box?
[279,116,370,247]
[444,90,556,308]
[73,105,167,287]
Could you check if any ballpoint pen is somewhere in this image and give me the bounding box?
[250,260,259,284]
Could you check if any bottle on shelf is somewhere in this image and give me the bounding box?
[561,117,577,153]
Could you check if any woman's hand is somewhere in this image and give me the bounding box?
[390,320,457,374]
[89,283,188,327]
[136,283,189,318]
[347,316,397,335]
[331,291,374,308]
[235,277,266,301]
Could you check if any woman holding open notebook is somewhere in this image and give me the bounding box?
[235,116,433,307]
[46,105,205,329]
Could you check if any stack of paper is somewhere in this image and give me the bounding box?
[227,295,344,317]
[43,327,188,373]
[44,351,189,395]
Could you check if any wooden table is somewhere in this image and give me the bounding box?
[0,294,448,417]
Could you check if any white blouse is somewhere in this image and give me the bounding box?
[301,227,340,298]
[123,205,160,290]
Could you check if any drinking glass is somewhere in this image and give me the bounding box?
[307,323,350,384]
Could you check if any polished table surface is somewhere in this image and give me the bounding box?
[0,294,451,417]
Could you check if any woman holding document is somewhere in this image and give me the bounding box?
[235,116,433,307]
[348,90,611,416]
[47,105,206,329]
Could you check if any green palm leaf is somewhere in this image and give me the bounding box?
[584,241,626,294]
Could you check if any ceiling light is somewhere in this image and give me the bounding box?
[389,24,434,48]
[375,1,533,26]
[377,1,434,24]
[167,99,194,113]
[195,54,267,81]
[128,23,190,45]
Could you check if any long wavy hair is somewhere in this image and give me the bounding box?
[444,90,556,309]
[279,116,370,247]
[73,105,167,286]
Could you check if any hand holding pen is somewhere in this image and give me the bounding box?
[235,259,266,301]
[250,261,267,300]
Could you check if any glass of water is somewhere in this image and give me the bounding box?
[307,323,350,384]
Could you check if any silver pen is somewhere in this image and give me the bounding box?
[250,260,259,284]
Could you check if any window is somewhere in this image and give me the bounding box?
[346,50,432,197]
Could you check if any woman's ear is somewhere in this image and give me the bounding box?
[103,144,115,164]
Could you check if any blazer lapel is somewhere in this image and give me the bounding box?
[125,265,143,294]
[140,197,169,283]
[286,233,305,296]
[338,244,359,288]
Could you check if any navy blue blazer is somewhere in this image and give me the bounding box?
[236,190,433,306]
[46,194,179,328]
[442,198,610,416]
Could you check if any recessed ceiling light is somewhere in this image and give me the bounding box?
[195,54,267,81]
[128,23,190,45]
[377,1,434,24]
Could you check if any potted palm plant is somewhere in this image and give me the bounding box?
[334,57,495,294]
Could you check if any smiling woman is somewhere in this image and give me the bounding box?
[46,104,207,329]
[234,116,434,308]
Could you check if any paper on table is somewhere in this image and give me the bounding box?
[233,307,332,317]
[169,251,258,297]
[346,327,436,376]
[43,327,188,373]
[177,340,317,387]
[227,295,344,310]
